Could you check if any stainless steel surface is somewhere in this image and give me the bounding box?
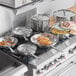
[53,9,76,22]
[0,64,28,76]
[0,5,36,36]
[55,62,76,76]
[31,14,50,32]
[1,34,76,76]
[12,26,32,40]
[17,43,37,55]
[56,36,76,51]
[29,49,62,69]
[27,35,76,76]
[0,1,76,76]
[30,36,76,67]
[0,0,33,8]
[45,55,76,76]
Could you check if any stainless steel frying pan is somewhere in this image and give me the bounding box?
[0,36,18,53]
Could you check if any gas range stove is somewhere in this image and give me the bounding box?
[0,32,76,76]
[0,34,72,64]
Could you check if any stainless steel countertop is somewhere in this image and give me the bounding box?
[0,64,28,76]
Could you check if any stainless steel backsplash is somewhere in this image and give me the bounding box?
[14,8,37,28]
[0,5,36,36]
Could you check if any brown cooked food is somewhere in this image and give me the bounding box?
[51,28,70,34]
[36,36,52,46]
[0,40,15,46]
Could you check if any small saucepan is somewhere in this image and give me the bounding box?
[17,43,37,58]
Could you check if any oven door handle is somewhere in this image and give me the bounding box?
[55,61,76,76]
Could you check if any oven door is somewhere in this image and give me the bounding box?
[56,62,76,76]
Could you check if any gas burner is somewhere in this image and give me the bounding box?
[35,46,50,56]
[11,46,50,64]
[11,53,35,64]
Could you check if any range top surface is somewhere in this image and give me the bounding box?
[0,32,74,65]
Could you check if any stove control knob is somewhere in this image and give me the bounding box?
[43,65,48,70]
[37,70,40,74]
[73,46,76,50]
[43,63,53,70]
[49,62,54,66]
[44,66,49,70]
[48,62,54,68]
[53,59,58,64]
[69,49,74,54]
[58,55,65,60]
[51,61,55,64]
[61,55,65,58]
[37,70,43,74]
[73,46,76,53]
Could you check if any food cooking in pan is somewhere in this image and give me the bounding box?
[36,36,53,46]
[51,28,70,35]
[0,40,15,46]
[0,36,18,47]
[31,33,58,47]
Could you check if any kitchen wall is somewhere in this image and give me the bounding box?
[0,5,37,36]
[36,0,75,15]
[0,6,14,36]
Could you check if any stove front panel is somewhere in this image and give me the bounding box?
[44,55,76,76]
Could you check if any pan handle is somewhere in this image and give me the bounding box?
[31,54,39,59]
[8,47,15,53]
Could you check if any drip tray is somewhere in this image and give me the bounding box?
[0,50,21,71]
